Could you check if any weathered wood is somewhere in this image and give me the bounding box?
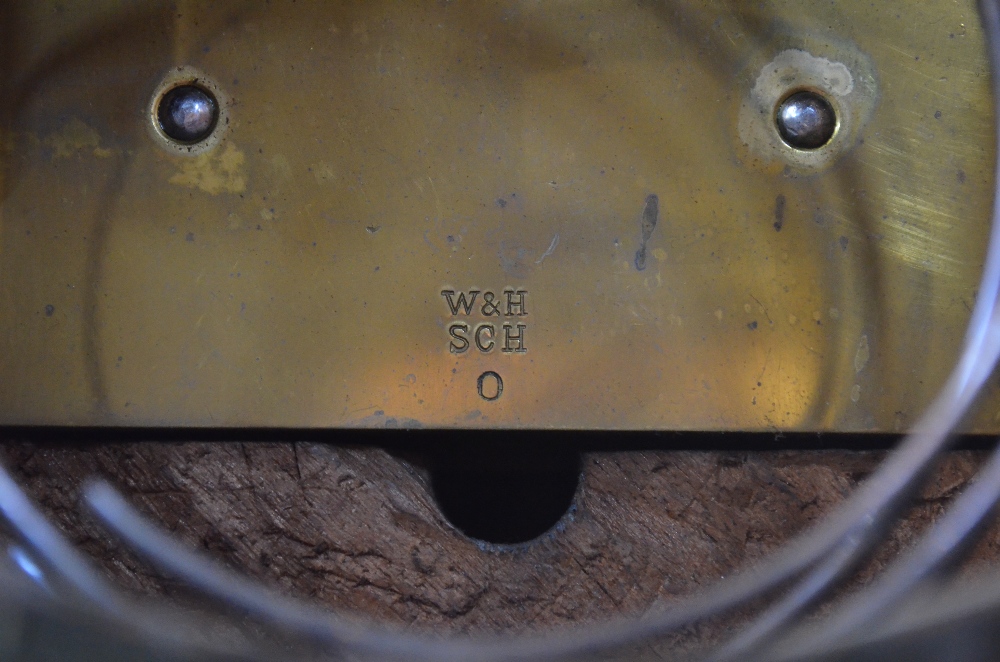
[0,440,990,650]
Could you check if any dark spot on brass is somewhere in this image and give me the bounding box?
[157,85,218,144]
[773,194,786,232]
[748,320,758,330]
[634,194,659,271]
[776,91,836,150]
[496,197,507,208]
[44,305,54,317]
[839,236,849,252]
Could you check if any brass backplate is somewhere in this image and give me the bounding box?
[1,1,997,430]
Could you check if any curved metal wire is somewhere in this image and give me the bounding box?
[718,1,1000,656]
[708,4,1000,658]
[2,2,1000,660]
[0,460,123,613]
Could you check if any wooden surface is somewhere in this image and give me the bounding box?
[0,439,994,654]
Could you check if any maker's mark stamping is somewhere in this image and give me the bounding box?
[440,289,527,354]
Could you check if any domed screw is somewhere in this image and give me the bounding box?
[157,85,218,144]
[776,91,837,150]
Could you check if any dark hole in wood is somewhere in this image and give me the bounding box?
[429,444,580,545]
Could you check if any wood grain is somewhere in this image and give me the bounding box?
[0,439,993,653]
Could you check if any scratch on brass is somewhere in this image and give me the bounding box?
[634,194,659,271]
[535,234,560,264]
[774,194,786,231]
[855,335,870,373]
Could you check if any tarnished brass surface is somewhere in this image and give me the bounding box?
[0,1,996,430]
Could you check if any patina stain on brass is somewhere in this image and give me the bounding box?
[0,1,996,430]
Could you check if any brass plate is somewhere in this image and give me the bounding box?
[0,1,996,430]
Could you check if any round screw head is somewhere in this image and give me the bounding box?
[157,85,218,144]
[776,91,837,150]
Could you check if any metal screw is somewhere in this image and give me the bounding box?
[776,91,837,150]
[156,85,218,144]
